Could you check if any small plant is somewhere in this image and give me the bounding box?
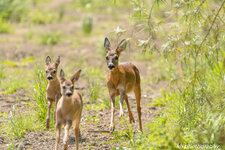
[4,106,40,140]
[32,69,54,126]
[8,106,26,139]
[82,16,93,34]
[28,9,57,24]
[40,31,61,45]
[88,80,101,103]
[0,0,29,21]
[0,18,12,33]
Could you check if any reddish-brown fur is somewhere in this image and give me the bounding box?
[55,69,82,150]
[104,38,142,132]
[45,56,61,129]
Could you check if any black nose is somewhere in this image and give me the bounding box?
[108,65,115,70]
[66,93,72,97]
[47,76,53,80]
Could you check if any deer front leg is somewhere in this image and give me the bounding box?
[55,122,61,150]
[46,99,52,129]
[63,120,72,150]
[119,91,125,117]
[54,94,60,120]
[109,94,115,133]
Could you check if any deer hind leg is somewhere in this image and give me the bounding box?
[46,99,52,129]
[109,94,116,133]
[63,120,72,150]
[134,85,142,132]
[74,118,81,150]
[124,94,135,123]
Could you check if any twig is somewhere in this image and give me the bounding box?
[194,0,225,73]
[88,130,110,133]
[199,0,225,48]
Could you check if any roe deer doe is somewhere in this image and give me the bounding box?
[45,56,61,129]
[55,69,82,150]
[104,37,142,132]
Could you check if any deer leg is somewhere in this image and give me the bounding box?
[54,94,60,120]
[134,86,142,132]
[46,100,52,129]
[55,122,61,150]
[74,118,81,150]
[63,120,72,150]
[124,94,135,123]
[119,91,125,117]
[109,94,116,133]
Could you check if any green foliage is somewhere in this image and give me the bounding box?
[0,0,29,21]
[40,31,61,45]
[112,0,225,149]
[3,106,41,140]
[28,9,57,24]
[88,80,101,103]
[31,69,54,127]
[82,16,93,34]
[0,18,12,33]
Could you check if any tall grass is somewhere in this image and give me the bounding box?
[32,69,54,127]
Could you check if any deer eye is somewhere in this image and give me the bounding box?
[71,86,74,90]
[63,86,66,89]
[115,56,118,60]
[46,71,48,73]
[53,71,56,74]
[106,56,109,60]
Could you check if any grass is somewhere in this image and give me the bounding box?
[28,9,58,24]
[40,31,61,45]
[0,18,13,33]
[31,68,55,127]
[0,58,34,94]
[1,105,41,140]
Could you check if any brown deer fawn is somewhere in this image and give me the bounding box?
[45,56,61,129]
[104,37,142,132]
[55,69,82,150]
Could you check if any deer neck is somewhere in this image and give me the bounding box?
[108,67,120,86]
[61,96,72,109]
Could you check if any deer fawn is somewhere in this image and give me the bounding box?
[104,37,142,132]
[55,69,82,150]
[45,56,61,129]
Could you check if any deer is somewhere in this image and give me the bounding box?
[104,37,142,132]
[45,56,61,129]
[55,69,83,150]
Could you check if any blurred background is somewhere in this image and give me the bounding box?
[0,0,224,149]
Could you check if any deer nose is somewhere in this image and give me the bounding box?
[108,64,115,70]
[66,93,72,97]
[47,76,53,80]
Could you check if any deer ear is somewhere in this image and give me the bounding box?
[104,37,111,52]
[45,56,51,66]
[60,69,65,82]
[116,39,128,55]
[70,69,82,84]
[54,56,60,68]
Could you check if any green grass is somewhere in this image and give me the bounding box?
[0,18,13,33]
[1,106,41,140]
[28,9,58,24]
[31,69,55,127]
[40,31,61,45]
